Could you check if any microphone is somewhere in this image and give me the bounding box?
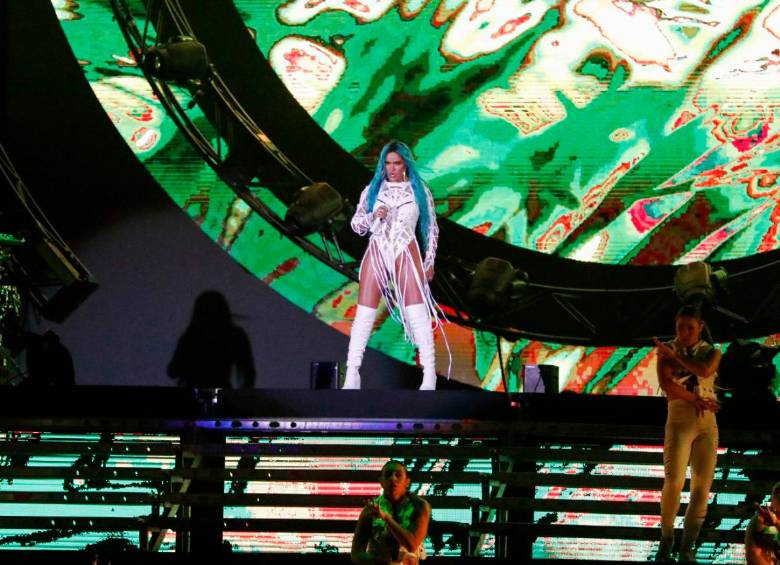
[371,207,387,233]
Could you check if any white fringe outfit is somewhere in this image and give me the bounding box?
[343,180,447,390]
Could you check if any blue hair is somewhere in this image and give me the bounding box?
[366,141,432,254]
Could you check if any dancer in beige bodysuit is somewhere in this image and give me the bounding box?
[654,305,720,563]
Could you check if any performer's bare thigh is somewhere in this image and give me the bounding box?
[396,242,425,306]
[357,251,382,308]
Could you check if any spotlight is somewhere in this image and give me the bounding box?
[673,261,727,305]
[467,257,527,315]
[143,36,209,82]
[284,183,344,236]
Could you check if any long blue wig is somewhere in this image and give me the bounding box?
[365,141,432,254]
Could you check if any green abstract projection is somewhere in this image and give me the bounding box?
[245,0,780,265]
[53,0,780,396]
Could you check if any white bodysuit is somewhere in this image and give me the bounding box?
[660,339,718,546]
[351,181,444,342]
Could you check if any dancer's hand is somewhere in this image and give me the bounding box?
[367,500,389,522]
[756,503,780,529]
[705,397,720,413]
[693,395,719,416]
[653,337,676,360]
[426,266,434,281]
[373,206,388,221]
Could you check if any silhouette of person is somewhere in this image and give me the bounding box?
[168,291,255,553]
[24,330,75,386]
[168,290,255,388]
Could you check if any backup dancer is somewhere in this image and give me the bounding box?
[351,460,430,565]
[654,305,720,562]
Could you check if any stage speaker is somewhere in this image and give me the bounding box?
[310,361,340,389]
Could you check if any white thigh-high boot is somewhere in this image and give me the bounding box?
[343,305,377,389]
[406,303,437,390]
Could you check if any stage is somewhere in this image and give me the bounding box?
[2,0,780,563]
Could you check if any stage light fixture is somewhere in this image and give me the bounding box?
[673,261,727,305]
[467,257,528,316]
[143,36,209,82]
[284,182,344,236]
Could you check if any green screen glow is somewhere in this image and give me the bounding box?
[244,0,780,265]
[52,1,780,393]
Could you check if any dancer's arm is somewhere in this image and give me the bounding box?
[421,185,438,280]
[351,186,373,236]
[351,507,386,564]
[368,498,430,553]
[656,344,719,415]
[654,338,720,379]
[745,513,776,565]
[657,355,696,402]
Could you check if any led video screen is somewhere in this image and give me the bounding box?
[244,0,780,265]
[53,0,780,395]
[0,430,758,562]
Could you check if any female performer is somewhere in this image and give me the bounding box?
[343,141,444,390]
[351,460,431,564]
[654,305,720,562]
